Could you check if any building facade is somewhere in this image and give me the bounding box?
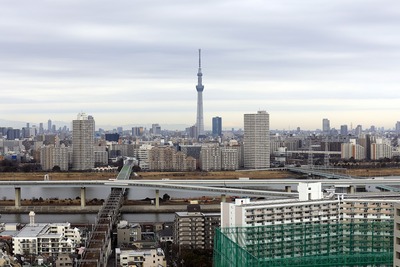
[322,118,330,133]
[116,248,166,267]
[13,219,81,257]
[212,117,222,137]
[174,203,220,251]
[341,140,366,160]
[244,111,270,169]
[72,113,95,170]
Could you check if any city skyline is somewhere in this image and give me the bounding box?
[1,1,400,130]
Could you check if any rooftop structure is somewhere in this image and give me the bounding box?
[116,247,166,267]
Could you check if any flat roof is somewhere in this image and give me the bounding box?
[15,224,49,238]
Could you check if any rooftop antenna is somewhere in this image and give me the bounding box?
[199,49,201,68]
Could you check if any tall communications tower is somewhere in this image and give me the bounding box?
[196,49,204,137]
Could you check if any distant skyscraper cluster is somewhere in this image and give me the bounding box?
[4,49,400,173]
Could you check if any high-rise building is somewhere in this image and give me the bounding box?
[322,118,330,133]
[243,111,270,169]
[195,49,205,138]
[151,124,161,136]
[340,124,348,135]
[355,124,363,136]
[132,127,144,137]
[212,116,222,137]
[72,113,95,170]
[396,121,400,133]
[47,119,52,133]
[39,123,44,134]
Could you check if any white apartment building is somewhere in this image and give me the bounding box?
[13,217,81,257]
[137,144,153,170]
[341,139,365,160]
[243,111,270,169]
[116,248,166,267]
[72,113,95,170]
[371,138,393,160]
[221,183,399,228]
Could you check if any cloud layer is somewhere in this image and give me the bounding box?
[1,0,400,130]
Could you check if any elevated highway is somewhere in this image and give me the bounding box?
[286,167,358,179]
[2,177,400,189]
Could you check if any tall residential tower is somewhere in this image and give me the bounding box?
[72,112,95,170]
[243,111,270,169]
[196,49,204,137]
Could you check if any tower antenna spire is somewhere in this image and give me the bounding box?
[198,49,201,69]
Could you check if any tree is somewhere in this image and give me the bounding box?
[162,193,171,201]
[21,164,33,173]
[132,165,141,172]
[52,165,61,172]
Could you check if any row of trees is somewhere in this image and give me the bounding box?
[0,157,140,173]
[0,159,41,172]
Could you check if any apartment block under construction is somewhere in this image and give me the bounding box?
[215,182,400,267]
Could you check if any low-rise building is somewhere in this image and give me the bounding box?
[116,247,166,267]
[12,212,81,258]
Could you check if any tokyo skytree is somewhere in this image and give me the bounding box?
[196,49,204,137]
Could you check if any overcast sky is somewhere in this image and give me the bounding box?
[1,0,400,131]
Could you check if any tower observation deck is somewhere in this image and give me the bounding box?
[196,49,204,137]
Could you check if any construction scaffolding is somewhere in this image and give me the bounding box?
[213,221,393,267]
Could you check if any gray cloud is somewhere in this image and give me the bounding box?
[1,0,400,129]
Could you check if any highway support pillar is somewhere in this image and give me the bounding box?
[285,186,292,193]
[15,187,21,208]
[348,185,355,194]
[81,187,86,208]
[221,194,226,203]
[155,190,160,209]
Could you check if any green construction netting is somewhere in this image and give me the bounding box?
[213,221,393,267]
